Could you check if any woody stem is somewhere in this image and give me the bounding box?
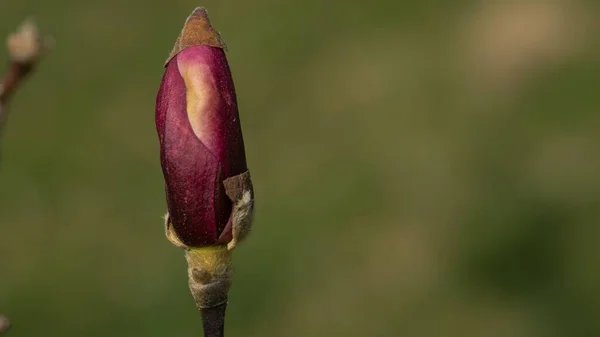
[0,62,33,134]
[200,303,227,337]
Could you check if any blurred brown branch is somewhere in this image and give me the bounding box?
[0,18,51,337]
[0,315,10,335]
[0,18,52,135]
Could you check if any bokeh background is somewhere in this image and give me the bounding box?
[1,0,600,336]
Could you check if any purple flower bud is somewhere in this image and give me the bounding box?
[156,8,248,247]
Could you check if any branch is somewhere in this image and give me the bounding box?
[201,303,227,337]
[0,18,52,135]
[0,18,51,336]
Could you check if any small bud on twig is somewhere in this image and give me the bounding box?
[6,18,53,64]
[0,18,52,135]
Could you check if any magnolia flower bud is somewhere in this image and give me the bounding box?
[156,7,254,249]
[155,7,255,337]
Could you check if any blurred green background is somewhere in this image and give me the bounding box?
[1,0,600,336]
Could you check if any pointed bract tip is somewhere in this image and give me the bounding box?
[189,6,208,18]
[164,7,227,66]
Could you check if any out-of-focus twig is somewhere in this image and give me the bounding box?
[0,315,10,335]
[0,18,51,337]
[0,18,52,135]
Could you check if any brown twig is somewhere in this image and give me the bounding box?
[0,19,51,337]
[0,315,10,335]
[201,303,227,337]
[0,18,52,135]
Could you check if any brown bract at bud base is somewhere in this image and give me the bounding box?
[223,171,254,251]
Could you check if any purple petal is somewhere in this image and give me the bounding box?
[176,46,247,178]
[156,59,231,246]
